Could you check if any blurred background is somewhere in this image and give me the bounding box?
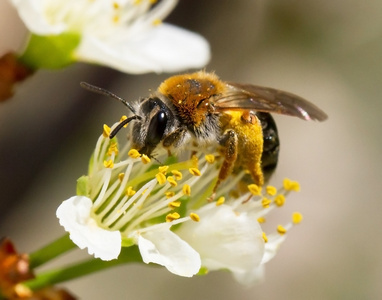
[1,0,382,299]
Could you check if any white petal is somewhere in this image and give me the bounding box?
[177,203,265,277]
[75,23,210,74]
[262,233,286,264]
[56,196,121,261]
[9,0,67,35]
[136,227,201,277]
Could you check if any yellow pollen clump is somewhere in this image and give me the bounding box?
[171,170,183,180]
[119,115,128,128]
[261,198,271,208]
[277,225,287,235]
[190,213,200,222]
[182,184,191,196]
[165,191,176,199]
[274,194,286,207]
[266,185,277,196]
[103,124,111,137]
[166,212,180,222]
[248,184,262,196]
[292,212,303,224]
[257,216,266,223]
[262,232,268,243]
[128,149,141,158]
[118,173,125,181]
[283,178,300,192]
[104,160,114,168]
[141,154,151,164]
[168,200,181,209]
[205,154,215,164]
[126,186,136,196]
[189,168,201,176]
[158,166,169,174]
[216,196,225,206]
[167,176,177,187]
[156,173,166,185]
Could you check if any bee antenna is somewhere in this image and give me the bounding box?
[80,82,137,114]
[109,115,141,139]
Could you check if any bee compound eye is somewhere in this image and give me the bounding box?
[146,110,168,146]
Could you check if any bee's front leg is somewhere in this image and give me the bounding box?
[209,129,238,200]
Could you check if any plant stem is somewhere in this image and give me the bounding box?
[24,246,141,291]
[29,234,76,269]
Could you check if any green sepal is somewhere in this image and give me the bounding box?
[197,266,209,276]
[76,175,90,196]
[121,237,136,248]
[19,33,81,70]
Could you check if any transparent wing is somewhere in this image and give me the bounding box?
[213,82,328,121]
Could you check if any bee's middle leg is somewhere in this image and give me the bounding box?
[210,129,238,199]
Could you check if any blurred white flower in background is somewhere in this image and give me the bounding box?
[7,0,210,72]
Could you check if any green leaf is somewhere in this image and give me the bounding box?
[19,33,81,69]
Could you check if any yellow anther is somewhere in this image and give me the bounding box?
[216,196,225,206]
[152,19,162,26]
[113,15,120,23]
[141,154,151,164]
[266,185,277,196]
[119,115,128,127]
[189,168,201,176]
[158,165,169,174]
[118,173,125,181]
[190,213,200,222]
[277,225,287,235]
[168,200,181,209]
[182,184,191,196]
[166,212,180,222]
[205,154,215,164]
[292,212,303,224]
[261,198,271,208]
[103,160,114,168]
[257,216,266,223]
[165,191,176,199]
[191,155,199,167]
[113,2,120,9]
[134,0,142,5]
[128,149,141,158]
[262,232,268,243]
[126,186,136,196]
[167,176,177,187]
[171,170,183,180]
[274,194,285,207]
[155,172,166,185]
[283,178,301,192]
[107,142,119,156]
[103,124,111,137]
[248,184,262,196]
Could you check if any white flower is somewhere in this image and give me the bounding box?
[9,0,210,73]
[56,119,302,281]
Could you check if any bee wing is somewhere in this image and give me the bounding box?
[213,82,328,121]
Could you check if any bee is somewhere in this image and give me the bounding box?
[81,71,327,195]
